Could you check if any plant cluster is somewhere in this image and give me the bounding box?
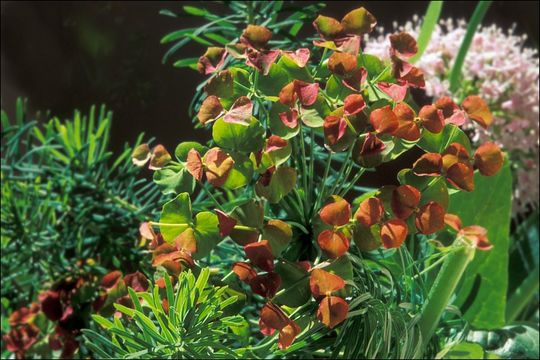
[1,101,160,358]
[82,5,514,359]
[366,15,539,216]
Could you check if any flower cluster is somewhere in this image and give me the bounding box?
[365,18,539,214]
[126,6,505,351]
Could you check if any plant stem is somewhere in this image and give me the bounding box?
[506,266,540,323]
[417,244,475,351]
[315,152,333,209]
[448,1,492,93]
[339,168,366,197]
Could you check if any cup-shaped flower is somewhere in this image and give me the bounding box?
[474,142,504,176]
[215,209,238,237]
[316,296,349,329]
[462,95,493,129]
[355,197,384,227]
[232,262,257,283]
[380,219,408,248]
[370,105,399,134]
[320,196,351,226]
[250,272,282,298]
[197,47,226,75]
[259,302,301,349]
[204,147,235,187]
[244,240,275,272]
[309,268,346,299]
[317,230,350,258]
[123,272,149,292]
[241,25,272,50]
[389,32,418,60]
[391,185,421,219]
[415,201,446,235]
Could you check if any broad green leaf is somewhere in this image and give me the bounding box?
[274,261,310,307]
[448,160,512,329]
[223,152,254,190]
[193,211,220,259]
[212,117,265,153]
[278,55,312,82]
[443,342,485,359]
[360,54,388,81]
[410,1,443,63]
[417,124,472,154]
[258,63,290,96]
[175,141,207,162]
[255,166,297,203]
[153,167,196,195]
[262,220,292,256]
[160,193,192,242]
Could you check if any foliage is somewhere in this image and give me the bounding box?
[81,3,513,359]
[160,1,325,119]
[83,268,250,358]
[1,99,160,357]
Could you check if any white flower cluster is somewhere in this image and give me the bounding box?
[365,17,539,215]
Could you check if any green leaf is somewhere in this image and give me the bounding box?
[448,160,512,329]
[159,193,192,242]
[258,63,290,96]
[255,166,297,203]
[193,211,221,259]
[443,342,485,359]
[274,261,310,307]
[449,1,492,93]
[410,1,443,63]
[160,28,194,44]
[417,124,472,154]
[360,54,387,80]
[183,5,209,17]
[278,55,312,82]
[175,141,207,162]
[262,220,292,256]
[153,167,196,195]
[212,117,265,153]
[223,152,254,190]
[173,57,199,70]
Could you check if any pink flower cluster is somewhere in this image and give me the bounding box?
[365,18,539,215]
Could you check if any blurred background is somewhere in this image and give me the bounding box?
[2,1,538,154]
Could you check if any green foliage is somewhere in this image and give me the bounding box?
[448,161,512,329]
[160,1,325,119]
[1,99,159,344]
[83,268,249,358]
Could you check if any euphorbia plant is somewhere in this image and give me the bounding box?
[125,5,505,357]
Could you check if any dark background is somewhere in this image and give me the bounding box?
[2,1,539,154]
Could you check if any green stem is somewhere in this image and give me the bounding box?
[315,152,333,209]
[506,266,540,322]
[339,168,366,197]
[448,1,492,93]
[308,128,315,210]
[418,244,475,351]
